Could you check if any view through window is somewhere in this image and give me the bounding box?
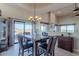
[60,24,75,33]
[40,23,48,32]
[15,21,32,43]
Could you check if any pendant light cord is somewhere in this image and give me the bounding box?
[34,3,36,20]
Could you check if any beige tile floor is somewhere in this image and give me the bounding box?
[0,44,79,56]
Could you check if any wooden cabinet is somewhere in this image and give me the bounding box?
[58,36,74,52]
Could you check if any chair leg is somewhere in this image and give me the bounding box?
[18,48,20,56]
[28,48,29,53]
[38,49,40,55]
[22,49,24,56]
[52,50,54,56]
[32,47,34,56]
[40,48,42,55]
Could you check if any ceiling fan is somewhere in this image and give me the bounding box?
[73,3,79,16]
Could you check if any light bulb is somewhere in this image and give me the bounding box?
[30,16,33,18]
[35,16,39,18]
[38,17,42,20]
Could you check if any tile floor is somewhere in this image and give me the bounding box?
[0,44,79,56]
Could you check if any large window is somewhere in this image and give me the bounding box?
[61,26,66,32]
[52,25,57,32]
[67,25,75,33]
[40,23,48,32]
[15,21,32,43]
[25,22,32,35]
[60,24,75,33]
[15,22,24,43]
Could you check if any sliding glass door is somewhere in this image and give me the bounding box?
[25,22,32,36]
[14,21,32,43]
[15,22,24,43]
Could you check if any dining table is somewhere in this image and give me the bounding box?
[23,35,49,56]
[33,36,49,56]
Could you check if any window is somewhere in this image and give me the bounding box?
[53,25,57,32]
[60,24,75,33]
[51,24,57,32]
[41,23,48,32]
[15,21,32,43]
[67,25,74,33]
[25,22,32,35]
[61,26,66,32]
[15,22,24,43]
[41,25,45,31]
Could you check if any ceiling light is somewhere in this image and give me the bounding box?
[28,4,42,22]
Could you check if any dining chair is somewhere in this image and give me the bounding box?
[18,36,33,56]
[38,36,57,56]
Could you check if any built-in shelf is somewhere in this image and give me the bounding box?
[0,18,8,52]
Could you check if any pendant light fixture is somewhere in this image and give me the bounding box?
[28,3,42,22]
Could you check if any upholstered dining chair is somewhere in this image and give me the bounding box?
[38,36,57,56]
[18,36,33,56]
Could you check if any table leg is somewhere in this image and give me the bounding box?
[33,41,38,56]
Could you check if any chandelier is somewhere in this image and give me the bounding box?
[28,3,42,22]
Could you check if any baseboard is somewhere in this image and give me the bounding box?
[74,49,79,53]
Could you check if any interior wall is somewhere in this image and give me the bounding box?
[0,19,3,40]
[0,4,31,20]
[59,16,79,51]
[40,13,48,23]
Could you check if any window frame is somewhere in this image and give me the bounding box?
[59,24,75,33]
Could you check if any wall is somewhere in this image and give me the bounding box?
[0,19,3,40]
[0,4,32,20]
[39,13,48,23]
[59,16,79,52]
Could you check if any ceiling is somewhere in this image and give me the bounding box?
[19,3,52,9]
[2,3,79,17]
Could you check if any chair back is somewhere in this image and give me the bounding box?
[47,37,53,53]
[47,36,57,55]
[50,37,57,53]
[18,35,24,49]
